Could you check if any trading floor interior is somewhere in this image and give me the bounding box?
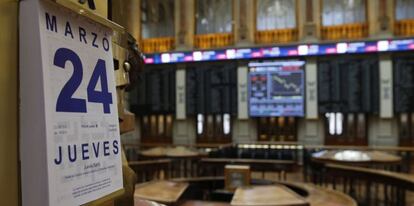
[2,0,414,205]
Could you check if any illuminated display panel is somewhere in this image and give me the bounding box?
[143,39,414,65]
[248,61,305,117]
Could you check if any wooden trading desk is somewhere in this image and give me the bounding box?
[201,158,296,180]
[134,180,189,204]
[230,185,309,206]
[283,182,357,206]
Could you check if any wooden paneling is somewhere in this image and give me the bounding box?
[194,33,234,49]
[394,19,414,36]
[141,37,175,53]
[257,117,298,142]
[254,29,298,44]
[140,115,174,144]
[321,23,368,40]
[0,1,19,206]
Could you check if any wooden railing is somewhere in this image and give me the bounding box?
[303,146,414,182]
[312,164,414,206]
[321,23,368,40]
[128,159,171,183]
[199,158,296,180]
[194,33,234,49]
[140,37,175,53]
[395,19,414,36]
[254,28,298,44]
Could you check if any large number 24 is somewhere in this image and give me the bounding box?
[53,48,113,114]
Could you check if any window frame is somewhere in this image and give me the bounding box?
[140,114,174,144]
[393,0,414,21]
[140,0,176,39]
[254,0,299,32]
[194,0,236,35]
[320,0,369,27]
[324,112,368,146]
[196,113,233,143]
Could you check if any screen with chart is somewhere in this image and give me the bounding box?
[248,61,305,117]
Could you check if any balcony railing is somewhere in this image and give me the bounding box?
[141,37,175,53]
[255,28,298,44]
[194,33,234,49]
[321,23,368,40]
[395,19,414,36]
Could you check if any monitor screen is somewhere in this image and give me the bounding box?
[248,61,305,117]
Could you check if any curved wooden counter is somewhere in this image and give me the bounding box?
[280,182,357,206]
[231,185,308,206]
[172,177,356,206]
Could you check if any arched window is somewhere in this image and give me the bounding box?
[321,0,368,40]
[256,0,296,31]
[194,0,234,48]
[255,0,298,43]
[195,0,233,34]
[141,0,175,38]
[394,0,414,36]
[396,0,414,20]
[322,0,366,26]
[140,0,175,53]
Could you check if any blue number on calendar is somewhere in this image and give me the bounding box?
[54,48,87,113]
[87,59,113,113]
[54,48,112,113]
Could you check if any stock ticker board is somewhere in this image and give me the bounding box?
[248,61,305,117]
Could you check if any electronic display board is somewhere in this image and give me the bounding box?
[248,61,305,117]
[144,39,414,65]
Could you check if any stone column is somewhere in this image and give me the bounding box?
[367,0,379,36]
[378,0,390,33]
[234,0,254,46]
[301,0,320,41]
[368,54,397,146]
[176,0,195,50]
[111,0,141,41]
[297,57,324,145]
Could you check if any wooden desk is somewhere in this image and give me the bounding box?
[312,150,402,165]
[201,158,295,180]
[281,182,357,206]
[179,200,231,206]
[134,199,166,206]
[171,177,356,206]
[134,180,189,204]
[140,146,202,158]
[230,185,308,206]
[201,158,295,165]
